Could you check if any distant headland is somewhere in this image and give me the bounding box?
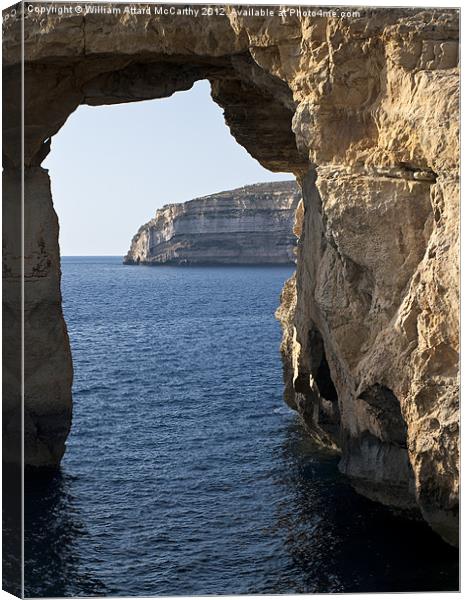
[124,181,301,266]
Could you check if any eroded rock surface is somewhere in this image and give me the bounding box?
[3,5,459,544]
[124,181,300,265]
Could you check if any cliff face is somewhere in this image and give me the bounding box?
[124,182,300,265]
[3,6,458,545]
[273,12,459,546]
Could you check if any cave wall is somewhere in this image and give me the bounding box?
[2,5,459,544]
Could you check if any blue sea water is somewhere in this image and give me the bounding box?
[24,257,458,596]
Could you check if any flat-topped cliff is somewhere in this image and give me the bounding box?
[124,181,300,265]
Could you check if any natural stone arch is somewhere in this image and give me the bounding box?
[3,7,309,471]
[3,6,459,545]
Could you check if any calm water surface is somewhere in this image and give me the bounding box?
[24,257,459,596]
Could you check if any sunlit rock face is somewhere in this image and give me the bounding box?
[3,5,458,544]
[124,182,300,265]
[273,10,459,546]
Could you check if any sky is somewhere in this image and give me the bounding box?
[44,79,293,256]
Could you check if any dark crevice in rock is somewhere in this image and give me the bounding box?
[376,162,439,183]
[315,351,338,404]
[397,161,438,182]
[312,338,341,443]
[293,325,341,450]
[358,384,408,448]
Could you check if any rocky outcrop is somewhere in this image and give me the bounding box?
[3,5,458,545]
[124,181,300,265]
[274,11,459,546]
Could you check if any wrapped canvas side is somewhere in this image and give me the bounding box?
[3,2,23,598]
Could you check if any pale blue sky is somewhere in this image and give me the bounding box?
[44,79,293,255]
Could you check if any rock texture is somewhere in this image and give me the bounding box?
[124,181,300,265]
[3,5,459,545]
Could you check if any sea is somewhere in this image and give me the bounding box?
[22,256,459,596]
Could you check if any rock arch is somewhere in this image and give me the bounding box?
[3,6,459,544]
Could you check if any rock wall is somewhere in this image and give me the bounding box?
[3,5,459,544]
[273,11,459,546]
[124,181,300,265]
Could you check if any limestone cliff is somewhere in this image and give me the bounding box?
[3,5,459,546]
[124,181,300,265]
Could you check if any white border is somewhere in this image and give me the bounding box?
[0,1,462,600]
